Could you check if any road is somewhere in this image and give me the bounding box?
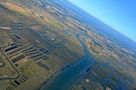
[0,48,21,80]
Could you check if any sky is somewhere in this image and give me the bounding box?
[68,0,136,42]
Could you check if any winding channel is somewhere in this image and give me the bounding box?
[41,33,96,90]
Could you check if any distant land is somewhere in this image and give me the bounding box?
[54,0,136,51]
[0,0,136,90]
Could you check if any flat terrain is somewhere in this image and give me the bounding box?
[0,0,136,90]
[0,1,83,90]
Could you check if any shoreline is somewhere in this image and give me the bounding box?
[36,56,85,90]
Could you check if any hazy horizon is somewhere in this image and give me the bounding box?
[68,0,136,42]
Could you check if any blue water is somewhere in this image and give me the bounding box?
[42,33,95,90]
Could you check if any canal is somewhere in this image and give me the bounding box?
[41,33,95,90]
